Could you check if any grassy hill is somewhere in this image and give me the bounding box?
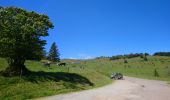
[0,56,170,100]
[0,58,111,100]
[78,56,170,81]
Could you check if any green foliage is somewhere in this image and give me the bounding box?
[143,56,148,61]
[143,53,148,61]
[0,7,53,60]
[139,53,148,61]
[124,53,147,59]
[41,49,48,59]
[144,53,149,56]
[154,69,159,77]
[154,52,170,57]
[48,42,60,62]
[1,56,170,99]
[110,53,149,60]
[167,68,170,76]
[0,7,53,75]
[0,58,111,100]
[124,59,128,63]
[78,56,170,81]
[96,56,110,59]
[110,55,124,60]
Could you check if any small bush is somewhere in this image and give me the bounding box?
[128,65,131,68]
[124,60,128,63]
[154,69,159,77]
[167,68,170,76]
[143,56,148,61]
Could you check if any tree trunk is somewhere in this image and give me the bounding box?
[1,58,30,76]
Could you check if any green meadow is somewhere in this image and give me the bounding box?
[80,56,170,81]
[0,56,170,100]
[0,58,111,100]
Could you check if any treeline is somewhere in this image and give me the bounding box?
[110,53,149,60]
[96,52,170,61]
[153,52,170,57]
[95,53,149,60]
[96,56,110,59]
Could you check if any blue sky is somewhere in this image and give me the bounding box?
[1,0,170,59]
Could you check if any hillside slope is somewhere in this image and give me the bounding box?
[0,58,111,100]
[78,56,170,81]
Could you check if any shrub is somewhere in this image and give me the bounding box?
[154,69,159,77]
[143,56,148,61]
[124,60,128,63]
[167,68,170,76]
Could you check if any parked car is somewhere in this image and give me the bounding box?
[110,73,123,80]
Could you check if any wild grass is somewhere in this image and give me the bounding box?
[0,56,170,100]
[0,59,111,100]
[79,56,170,82]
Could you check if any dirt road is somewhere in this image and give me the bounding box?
[38,76,170,100]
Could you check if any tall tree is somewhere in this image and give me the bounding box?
[48,42,60,62]
[0,7,53,76]
[41,49,47,59]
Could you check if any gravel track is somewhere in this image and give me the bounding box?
[38,76,170,100]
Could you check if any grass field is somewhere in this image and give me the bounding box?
[78,56,170,82]
[0,58,112,100]
[0,56,170,100]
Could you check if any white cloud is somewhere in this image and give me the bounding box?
[67,53,94,59]
[78,53,94,59]
[68,57,78,59]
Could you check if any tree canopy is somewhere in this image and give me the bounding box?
[0,7,54,75]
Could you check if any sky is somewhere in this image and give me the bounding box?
[0,0,170,59]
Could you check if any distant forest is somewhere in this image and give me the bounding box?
[96,52,170,60]
[153,52,170,57]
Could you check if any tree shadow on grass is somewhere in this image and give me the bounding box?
[23,71,94,86]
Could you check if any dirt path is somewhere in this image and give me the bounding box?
[38,76,170,100]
